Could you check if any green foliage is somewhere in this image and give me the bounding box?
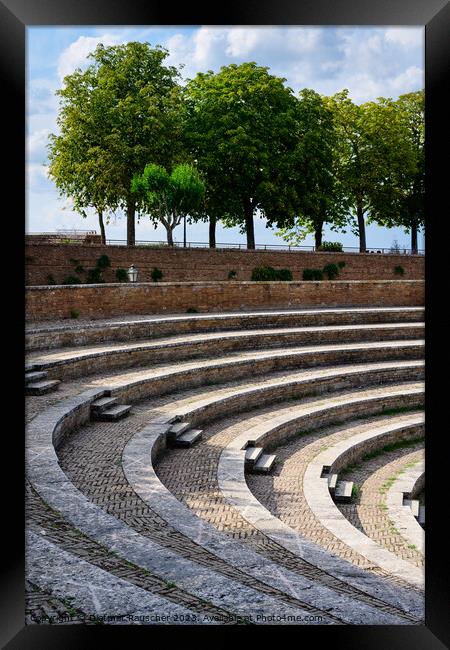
[251,266,293,281]
[132,163,205,246]
[184,62,300,248]
[115,268,128,282]
[96,254,110,269]
[48,41,184,245]
[322,263,340,280]
[63,275,82,285]
[302,268,324,281]
[228,270,237,280]
[394,265,405,275]
[86,267,104,284]
[47,274,56,285]
[186,307,198,313]
[338,261,346,269]
[150,267,163,282]
[317,241,343,252]
[70,309,80,319]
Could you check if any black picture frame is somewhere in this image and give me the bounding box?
[3,0,449,647]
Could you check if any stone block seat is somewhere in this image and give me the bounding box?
[25,306,425,625]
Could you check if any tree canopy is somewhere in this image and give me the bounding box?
[184,62,300,249]
[131,163,205,246]
[48,41,184,245]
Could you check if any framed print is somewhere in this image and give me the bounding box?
[2,0,449,647]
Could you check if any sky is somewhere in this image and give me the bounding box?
[26,25,425,250]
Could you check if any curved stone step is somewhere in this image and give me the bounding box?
[27,322,424,380]
[26,379,60,395]
[121,416,423,622]
[25,392,339,625]
[26,530,211,625]
[79,340,424,405]
[302,417,425,587]
[216,397,424,596]
[137,360,424,432]
[26,306,425,352]
[386,457,425,554]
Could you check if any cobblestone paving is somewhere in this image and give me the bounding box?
[247,414,424,567]
[336,448,425,567]
[29,372,424,621]
[25,580,92,625]
[55,407,340,620]
[52,384,421,621]
[158,399,422,586]
[25,481,239,623]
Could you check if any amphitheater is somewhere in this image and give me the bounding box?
[25,262,425,626]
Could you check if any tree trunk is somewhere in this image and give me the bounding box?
[98,210,106,245]
[356,204,366,253]
[411,222,418,254]
[243,198,255,250]
[209,215,216,248]
[166,227,174,247]
[126,200,136,246]
[314,220,324,249]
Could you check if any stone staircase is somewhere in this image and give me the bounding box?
[25,368,60,395]
[25,306,426,625]
[168,421,203,448]
[90,396,132,421]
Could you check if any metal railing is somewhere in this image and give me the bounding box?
[104,239,424,255]
[25,234,425,255]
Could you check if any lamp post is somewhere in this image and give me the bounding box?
[127,265,138,282]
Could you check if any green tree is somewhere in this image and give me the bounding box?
[184,63,299,249]
[48,41,184,246]
[131,163,205,246]
[47,67,119,243]
[277,89,349,249]
[367,90,424,253]
[325,90,416,252]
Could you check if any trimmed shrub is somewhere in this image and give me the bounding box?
[317,241,343,252]
[323,263,340,280]
[277,268,293,281]
[151,267,163,282]
[97,254,111,269]
[251,266,293,281]
[394,265,405,276]
[63,275,82,285]
[115,268,128,282]
[47,274,56,285]
[338,261,346,269]
[303,268,324,281]
[86,267,104,284]
[70,309,80,319]
[186,307,198,313]
[228,270,237,280]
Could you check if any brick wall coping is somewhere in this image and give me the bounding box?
[26,279,425,290]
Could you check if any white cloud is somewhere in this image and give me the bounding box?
[57,33,124,82]
[27,128,51,163]
[385,28,424,48]
[27,163,51,190]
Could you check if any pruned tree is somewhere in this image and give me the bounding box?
[131,163,205,246]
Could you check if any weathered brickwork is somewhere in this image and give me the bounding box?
[25,280,425,321]
[25,242,424,285]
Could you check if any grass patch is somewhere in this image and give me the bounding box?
[362,435,424,462]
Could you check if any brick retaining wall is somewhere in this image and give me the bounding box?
[25,243,424,285]
[25,280,425,321]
